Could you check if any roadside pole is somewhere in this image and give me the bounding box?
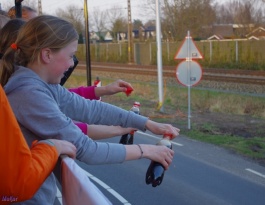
[155,0,164,112]
[175,31,203,129]
[187,31,191,129]
[84,0,91,86]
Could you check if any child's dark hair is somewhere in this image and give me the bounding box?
[0,18,25,57]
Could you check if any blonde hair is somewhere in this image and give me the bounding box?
[1,15,78,86]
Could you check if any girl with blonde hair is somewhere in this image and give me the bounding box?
[2,15,179,204]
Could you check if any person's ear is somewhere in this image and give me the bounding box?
[41,48,52,63]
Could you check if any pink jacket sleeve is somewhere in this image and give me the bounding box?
[69,86,99,135]
[74,122,88,135]
[68,86,100,100]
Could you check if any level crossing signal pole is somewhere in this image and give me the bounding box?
[174,31,203,130]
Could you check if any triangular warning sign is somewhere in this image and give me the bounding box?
[174,36,203,60]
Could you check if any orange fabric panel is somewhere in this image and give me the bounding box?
[0,86,58,204]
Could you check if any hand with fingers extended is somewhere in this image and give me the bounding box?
[95,79,134,97]
[145,120,180,140]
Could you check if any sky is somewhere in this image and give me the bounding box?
[43,0,147,21]
[1,0,229,23]
[40,0,228,19]
[1,0,146,21]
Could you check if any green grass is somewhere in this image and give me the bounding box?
[182,127,265,160]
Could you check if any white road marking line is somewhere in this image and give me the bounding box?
[246,168,265,179]
[138,131,183,146]
[56,186,62,204]
[56,131,181,204]
[84,171,132,205]
[56,170,131,205]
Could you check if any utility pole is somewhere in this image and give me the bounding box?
[38,0,42,15]
[84,0,92,86]
[15,0,23,18]
[127,0,133,64]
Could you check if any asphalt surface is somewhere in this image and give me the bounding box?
[54,131,265,205]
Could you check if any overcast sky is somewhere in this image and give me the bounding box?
[1,0,144,20]
[44,0,145,20]
[1,0,228,22]
[40,0,228,18]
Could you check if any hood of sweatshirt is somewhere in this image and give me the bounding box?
[4,66,50,95]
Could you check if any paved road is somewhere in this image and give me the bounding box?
[55,131,265,205]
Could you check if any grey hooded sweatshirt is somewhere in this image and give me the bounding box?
[4,66,148,205]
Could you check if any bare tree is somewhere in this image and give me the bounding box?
[161,0,216,40]
[105,6,127,40]
[89,7,109,41]
[111,18,128,41]
[215,0,265,25]
[55,5,85,35]
[140,0,157,22]
[215,0,265,36]
[106,5,126,23]
[133,19,144,28]
[215,3,233,24]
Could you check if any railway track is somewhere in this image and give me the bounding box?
[76,62,265,85]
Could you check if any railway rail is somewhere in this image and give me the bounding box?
[76,62,265,85]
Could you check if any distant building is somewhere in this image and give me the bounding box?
[207,34,225,41]
[117,24,157,42]
[117,30,127,42]
[102,31,113,42]
[211,24,235,39]
[89,31,113,43]
[205,24,257,41]
[246,27,265,40]
[90,31,100,43]
[143,25,156,40]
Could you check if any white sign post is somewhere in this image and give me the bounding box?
[174,31,203,129]
[155,0,164,112]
